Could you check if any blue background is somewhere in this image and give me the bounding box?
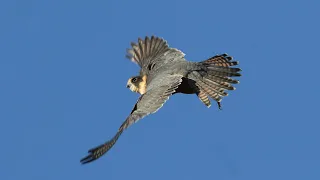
[1,0,319,179]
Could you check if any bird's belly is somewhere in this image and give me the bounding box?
[175,77,197,94]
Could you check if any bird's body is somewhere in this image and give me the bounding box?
[81,36,241,164]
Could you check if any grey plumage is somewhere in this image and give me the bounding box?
[80,36,241,164]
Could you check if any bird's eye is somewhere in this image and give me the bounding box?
[132,77,138,82]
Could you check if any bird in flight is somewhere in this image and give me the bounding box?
[80,36,241,164]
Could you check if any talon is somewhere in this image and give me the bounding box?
[217,102,222,110]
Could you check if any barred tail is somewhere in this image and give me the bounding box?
[197,90,211,107]
[202,53,241,77]
[190,54,241,109]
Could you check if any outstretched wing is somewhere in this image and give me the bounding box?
[126,36,185,75]
[80,75,183,164]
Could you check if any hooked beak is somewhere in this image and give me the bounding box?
[126,81,138,93]
[126,83,131,88]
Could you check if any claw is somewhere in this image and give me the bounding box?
[217,101,222,110]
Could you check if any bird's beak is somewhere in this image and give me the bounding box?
[126,81,131,89]
[126,80,138,93]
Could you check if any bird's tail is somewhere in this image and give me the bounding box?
[190,54,241,109]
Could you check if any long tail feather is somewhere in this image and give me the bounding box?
[206,74,240,84]
[202,54,242,77]
[203,78,235,90]
[187,54,241,109]
[197,90,211,107]
[196,81,222,103]
[202,78,228,96]
[203,53,234,64]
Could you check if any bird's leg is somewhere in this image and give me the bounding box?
[217,101,222,110]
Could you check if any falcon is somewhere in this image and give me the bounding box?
[80,36,241,164]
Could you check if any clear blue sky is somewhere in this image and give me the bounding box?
[1,0,319,179]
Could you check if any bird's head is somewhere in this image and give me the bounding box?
[126,75,147,95]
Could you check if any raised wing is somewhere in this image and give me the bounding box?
[126,36,185,75]
[80,75,183,164]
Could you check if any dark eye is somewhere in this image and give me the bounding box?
[132,77,138,82]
